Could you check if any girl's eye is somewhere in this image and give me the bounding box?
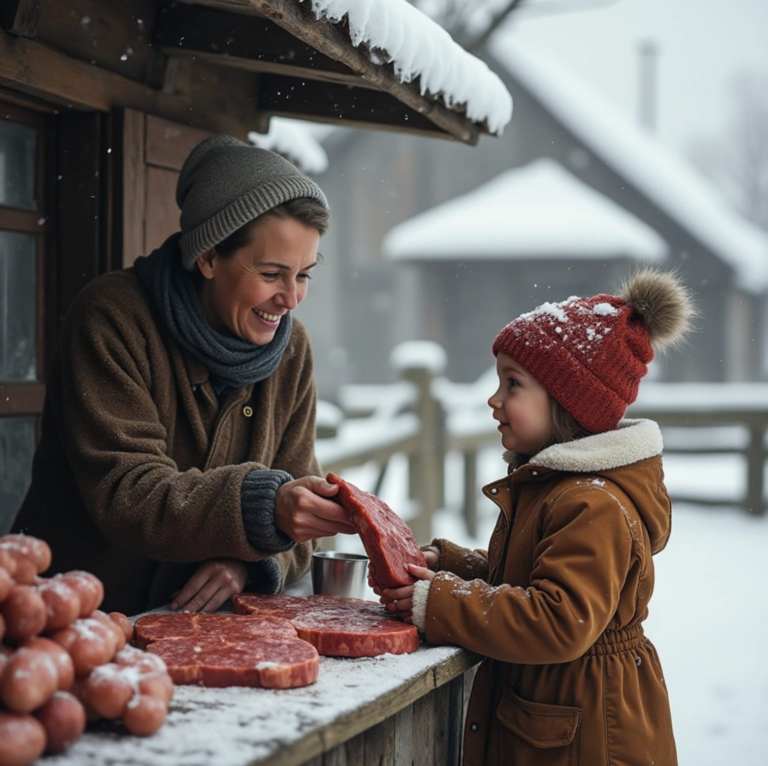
[261,272,280,280]
[298,273,312,281]
[507,377,519,389]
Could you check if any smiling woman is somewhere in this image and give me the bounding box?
[12,135,356,616]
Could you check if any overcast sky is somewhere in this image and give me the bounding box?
[503,0,768,153]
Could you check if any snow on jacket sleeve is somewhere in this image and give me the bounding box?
[51,287,314,565]
[432,538,489,581]
[422,485,636,664]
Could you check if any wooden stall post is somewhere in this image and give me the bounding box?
[745,420,767,515]
[463,447,479,538]
[396,346,447,544]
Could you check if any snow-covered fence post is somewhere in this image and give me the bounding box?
[746,423,766,515]
[391,342,447,543]
[463,448,479,538]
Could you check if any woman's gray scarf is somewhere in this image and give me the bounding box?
[133,233,292,389]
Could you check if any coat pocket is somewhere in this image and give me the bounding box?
[496,688,582,766]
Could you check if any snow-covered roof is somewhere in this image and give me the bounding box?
[383,158,667,262]
[303,0,513,135]
[248,118,328,175]
[490,38,768,293]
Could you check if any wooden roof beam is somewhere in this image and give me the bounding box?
[258,73,450,139]
[185,0,480,144]
[0,0,41,39]
[0,28,267,138]
[154,2,365,88]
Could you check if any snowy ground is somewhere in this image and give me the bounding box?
[334,447,768,765]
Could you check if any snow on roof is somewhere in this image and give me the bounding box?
[302,0,513,135]
[490,38,768,293]
[383,158,667,262]
[248,118,328,175]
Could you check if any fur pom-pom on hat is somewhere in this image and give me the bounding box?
[492,269,694,434]
[619,268,695,351]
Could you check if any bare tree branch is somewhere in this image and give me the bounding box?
[466,0,527,54]
[409,0,624,55]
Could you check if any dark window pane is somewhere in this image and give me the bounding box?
[0,230,37,381]
[0,416,35,533]
[0,119,37,210]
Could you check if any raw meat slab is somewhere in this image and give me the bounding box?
[134,613,296,649]
[146,636,319,689]
[232,593,420,658]
[326,472,427,589]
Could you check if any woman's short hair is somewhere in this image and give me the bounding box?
[214,198,330,259]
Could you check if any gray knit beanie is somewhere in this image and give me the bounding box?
[176,134,329,270]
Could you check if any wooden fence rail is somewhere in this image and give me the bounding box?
[317,344,768,543]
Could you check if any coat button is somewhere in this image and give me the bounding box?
[243,406,253,417]
[490,488,498,495]
[531,470,538,476]
[191,384,198,392]
[470,723,479,733]
[635,657,642,667]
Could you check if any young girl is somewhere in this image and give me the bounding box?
[374,269,693,766]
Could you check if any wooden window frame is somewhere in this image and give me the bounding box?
[0,97,55,417]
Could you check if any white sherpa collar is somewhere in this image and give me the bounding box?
[506,419,663,473]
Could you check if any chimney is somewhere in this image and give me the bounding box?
[638,40,659,132]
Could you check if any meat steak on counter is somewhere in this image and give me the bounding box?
[147,635,319,688]
[232,593,420,658]
[326,472,427,589]
[134,613,296,649]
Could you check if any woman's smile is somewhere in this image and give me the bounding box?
[252,308,283,327]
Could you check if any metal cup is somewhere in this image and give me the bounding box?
[311,551,369,600]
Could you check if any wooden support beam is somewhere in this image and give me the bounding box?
[258,73,449,138]
[154,2,363,88]
[0,29,264,139]
[0,0,41,39]
[241,0,480,145]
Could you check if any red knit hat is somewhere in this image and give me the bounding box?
[492,270,694,434]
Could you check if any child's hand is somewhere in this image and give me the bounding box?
[381,564,435,623]
[170,559,248,613]
[368,555,437,601]
[367,563,385,598]
[422,548,439,571]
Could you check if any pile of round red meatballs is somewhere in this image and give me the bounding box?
[0,534,174,766]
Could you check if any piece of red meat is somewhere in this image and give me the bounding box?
[326,472,427,589]
[146,635,318,688]
[133,613,296,649]
[232,593,420,658]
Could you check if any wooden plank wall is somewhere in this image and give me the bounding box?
[120,109,211,268]
[305,667,478,766]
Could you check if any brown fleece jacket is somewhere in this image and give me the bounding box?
[13,269,319,615]
[414,419,677,766]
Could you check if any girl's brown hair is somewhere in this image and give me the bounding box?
[510,398,595,469]
[214,197,330,258]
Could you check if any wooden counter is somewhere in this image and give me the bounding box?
[46,604,480,766]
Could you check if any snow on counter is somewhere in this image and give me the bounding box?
[47,639,469,766]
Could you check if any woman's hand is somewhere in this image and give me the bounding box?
[170,559,247,613]
[274,476,357,543]
[380,564,435,623]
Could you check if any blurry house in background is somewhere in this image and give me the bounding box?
[383,158,668,382]
[303,39,768,395]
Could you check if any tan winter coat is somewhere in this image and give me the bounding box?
[415,419,676,766]
[13,270,319,615]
